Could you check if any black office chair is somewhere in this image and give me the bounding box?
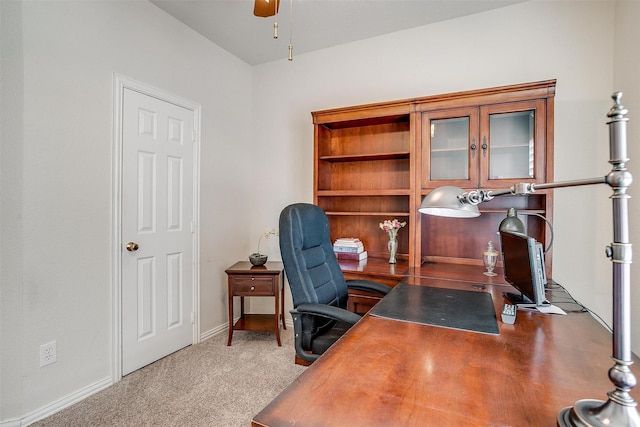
[279,203,391,364]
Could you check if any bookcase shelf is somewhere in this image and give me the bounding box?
[319,151,410,162]
[325,212,410,217]
[317,190,411,196]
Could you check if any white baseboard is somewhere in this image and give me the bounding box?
[0,417,20,427]
[199,322,229,341]
[2,376,113,427]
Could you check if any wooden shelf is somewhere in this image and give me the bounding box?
[233,314,276,332]
[319,151,410,162]
[317,190,411,196]
[325,211,409,217]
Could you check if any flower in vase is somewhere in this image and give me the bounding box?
[252,228,278,256]
[379,219,407,240]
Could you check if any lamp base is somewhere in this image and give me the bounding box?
[557,398,640,427]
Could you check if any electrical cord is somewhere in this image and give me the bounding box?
[545,280,613,333]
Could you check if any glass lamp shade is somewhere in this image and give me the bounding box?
[418,186,480,218]
[498,208,526,234]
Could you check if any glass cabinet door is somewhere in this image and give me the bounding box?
[489,111,534,179]
[480,100,546,187]
[422,108,479,188]
[430,117,468,180]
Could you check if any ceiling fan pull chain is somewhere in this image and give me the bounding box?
[288,0,293,61]
[273,0,279,38]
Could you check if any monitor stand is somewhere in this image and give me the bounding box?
[504,292,534,305]
[503,292,550,308]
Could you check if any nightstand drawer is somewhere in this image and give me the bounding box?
[231,276,274,295]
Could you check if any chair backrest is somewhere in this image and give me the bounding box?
[279,203,348,310]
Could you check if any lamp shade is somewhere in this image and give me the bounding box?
[498,208,526,234]
[418,186,480,218]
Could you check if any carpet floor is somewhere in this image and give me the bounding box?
[32,328,306,426]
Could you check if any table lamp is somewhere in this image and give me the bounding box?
[499,208,526,234]
[419,92,639,427]
[498,208,555,253]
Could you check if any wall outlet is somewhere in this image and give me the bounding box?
[40,341,57,367]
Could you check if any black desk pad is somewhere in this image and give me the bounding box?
[370,282,500,335]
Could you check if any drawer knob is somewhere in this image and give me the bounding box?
[251,286,255,291]
[251,277,255,281]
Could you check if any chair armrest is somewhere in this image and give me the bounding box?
[295,303,362,325]
[290,305,362,364]
[347,279,392,296]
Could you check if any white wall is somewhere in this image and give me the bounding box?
[0,0,252,422]
[2,0,639,423]
[1,0,26,420]
[251,0,640,357]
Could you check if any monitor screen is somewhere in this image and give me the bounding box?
[499,230,547,306]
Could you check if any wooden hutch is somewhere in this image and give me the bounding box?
[312,80,556,299]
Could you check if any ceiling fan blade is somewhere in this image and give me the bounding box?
[254,0,279,17]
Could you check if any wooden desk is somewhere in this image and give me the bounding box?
[252,268,639,426]
[225,261,285,346]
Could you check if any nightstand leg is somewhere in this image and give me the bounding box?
[274,282,282,346]
[281,274,287,330]
[227,283,234,346]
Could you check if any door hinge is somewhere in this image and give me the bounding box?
[190,221,195,233]
[192,130,197,142]
[191,312,195,324]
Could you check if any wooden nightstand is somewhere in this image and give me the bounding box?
[225,261,286,346]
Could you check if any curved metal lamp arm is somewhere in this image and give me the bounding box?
[529,213,554,253]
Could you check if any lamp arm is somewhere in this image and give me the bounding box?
[463,176,608,204]
[531,176,608,191]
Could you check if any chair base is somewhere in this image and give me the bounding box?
[295,354,313,366]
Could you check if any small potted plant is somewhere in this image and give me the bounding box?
[249,228,278,266]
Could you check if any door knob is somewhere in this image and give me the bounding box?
[126,242,139,252]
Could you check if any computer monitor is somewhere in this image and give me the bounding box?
[499,230,548,307]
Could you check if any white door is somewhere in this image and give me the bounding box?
[121,88,195,375]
